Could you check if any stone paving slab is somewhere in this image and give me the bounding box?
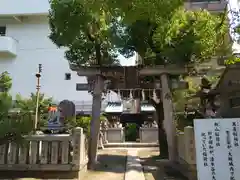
[124,149,145,180]
[104,143,158,148]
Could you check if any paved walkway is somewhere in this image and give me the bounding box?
[124,149,145,180]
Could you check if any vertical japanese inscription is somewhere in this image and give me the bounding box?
[201,132,208,167]
[232,122,239,147]
[214,122,220,147]
[208,131,216,180]
[226,130,235,180]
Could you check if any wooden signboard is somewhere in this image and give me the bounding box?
[194,118,240,180]
[76,83,89,91]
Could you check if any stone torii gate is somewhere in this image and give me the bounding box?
[70,64,188,166]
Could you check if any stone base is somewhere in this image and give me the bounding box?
[0,163,88,180]
[105,128,125,143]
[139,127,158,143]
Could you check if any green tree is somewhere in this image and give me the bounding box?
[117,9,229,65]
[68,115,107,137]
[49,0,184,166]
[115,8,229,158]
[0,72,33,145]
[49,0,124,168]
[15,93,53,114]
[49,0,229,162]
[0,71,12,92]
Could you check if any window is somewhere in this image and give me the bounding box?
[65,73,71,80]
[0,26,6,36]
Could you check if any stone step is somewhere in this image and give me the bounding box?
[104,142,159,148]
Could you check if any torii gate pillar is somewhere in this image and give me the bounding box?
[160,73,177,162]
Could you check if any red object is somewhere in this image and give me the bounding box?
[48,106,57,112]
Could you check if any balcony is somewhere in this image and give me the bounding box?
[0,36,17,56]
[185,0,227,12]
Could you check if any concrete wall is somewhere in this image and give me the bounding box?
[0,0,49,16]
[0,16,93,101]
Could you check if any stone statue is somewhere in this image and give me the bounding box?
[143,121,151,128]
[152,121,158,128]
[100,120,108,144]
[116,121,122,128]
[98,128,104,149]
[101,120,108,130]
[142,121,158,128]
[58,100,76,120]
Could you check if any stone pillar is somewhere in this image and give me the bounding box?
[160,73,177,162]
[184,126,196,165]
[177,132,185,163]
[134,98,141,113]
[88,75,104,169]
[72,127,84,168]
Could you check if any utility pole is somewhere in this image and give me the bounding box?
[34,64,42,131]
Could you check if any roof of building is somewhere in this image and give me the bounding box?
[104,101,155,113]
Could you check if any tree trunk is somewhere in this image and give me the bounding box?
[88,75,104,170]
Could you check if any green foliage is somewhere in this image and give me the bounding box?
[156,9,228,64]
[118,8,229,65]
[173,74,220,112]
[0,73,34,144]
[224,56,240,65]
[175,112,192,131]
[66,115,107,136]
[49,0,229,67]
[125,123,138,141]
[49,0,120,66]
[0,92,12,116]
[49,0,184,66]
[75,116,91,136]
[14,93,53,113]
[173,76,199,112]
[0,113,34,144]
[0,72,12,92]
[174,74,220,130]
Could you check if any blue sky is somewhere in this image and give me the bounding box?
[119,54,136,66]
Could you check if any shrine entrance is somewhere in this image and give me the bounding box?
[120,113,144,142]
[74,64,188,161]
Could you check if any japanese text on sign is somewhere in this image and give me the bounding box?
[194,118,240,180]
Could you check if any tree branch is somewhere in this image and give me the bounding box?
[215,3,227,31]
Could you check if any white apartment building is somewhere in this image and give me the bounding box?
[0,0,228,103]
[0,0,106,104]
